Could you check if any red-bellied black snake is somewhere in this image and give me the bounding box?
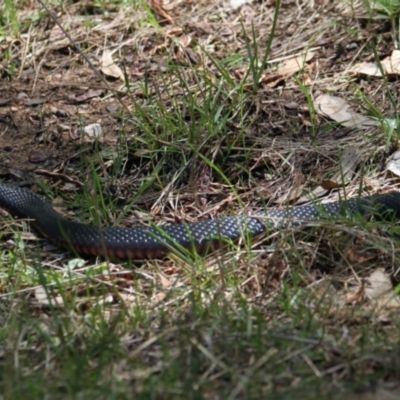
[0,183,400,259]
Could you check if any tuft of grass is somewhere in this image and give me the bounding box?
[367,0,400,19]
[0,0,19,34]
[241,0,281,93]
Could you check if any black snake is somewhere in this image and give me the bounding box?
[0,183,399,259]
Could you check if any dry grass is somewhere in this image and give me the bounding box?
[1,0,400,398]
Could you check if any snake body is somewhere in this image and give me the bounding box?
[0,183,400,259]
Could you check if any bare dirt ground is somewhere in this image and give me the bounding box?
[1,0,400,398]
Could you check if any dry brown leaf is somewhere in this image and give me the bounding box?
[320,179,344,190]
[148,0,175,24]
[101,50,124,81]
[69,89,104,104]
[344,247,375,265]
[297,113,313,126]
[48,25,71,51]
[261,51,315,88]
[345,286,364,305]
[166,27,183,36]
[314,94,377,128]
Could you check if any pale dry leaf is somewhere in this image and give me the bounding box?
[35,287,64,307]
[314,94,377,128]
[94,294,114,306]
[340,145,360,175]
[365,269,400,309]
[101,50,124,81]
[383,50,400,74]
[230,0,252,9]
[276,51,315,76]
[159,273,171,289]
[179,35,192,47]
[93,9,126,31]
[366,269,392,298]
[352,50,400,77]
[83,123,103,138]
[352,62,383,77]
[153,292,167,302]
[386,150,400,176]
